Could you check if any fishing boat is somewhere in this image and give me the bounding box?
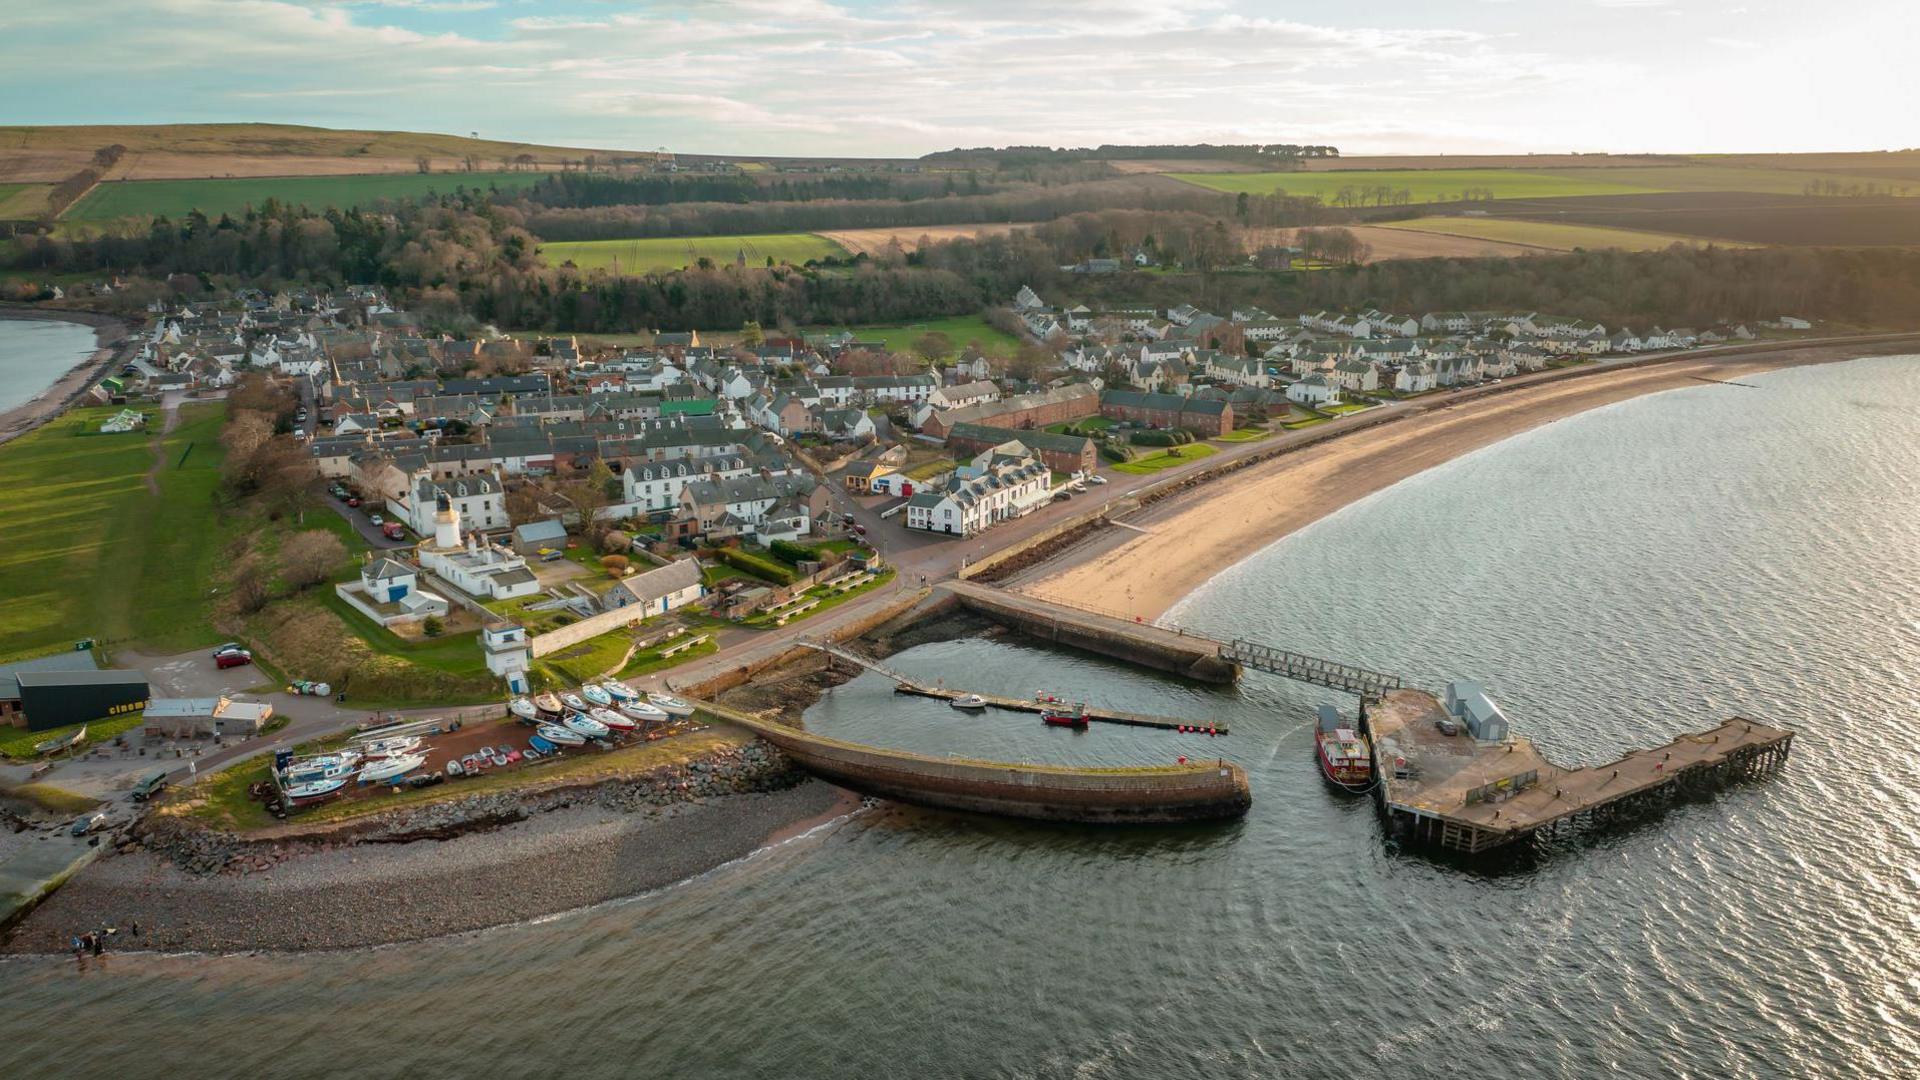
[592,707,636,731]
[561,693,591,713]
[357,735,421,758]
[284,775,348,805]
[508,698,540,722]
[621,700,670,724]
[533,693,564,716]
[358,751,427,785]
[536,723,586,747]
[646,692,695,717]
[580,684,614,707]
[1041,703,1090,730]
[950,694,989,711]
[1314,704,1373,790]
[283,753,360,784]
[598,681,638,704]
[562,712,610,740]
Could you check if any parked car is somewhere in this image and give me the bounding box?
[381,521,405,541]
[1088,475,1108,485]
[368,513,384,527]
[211,642,244,657]
[853,524,868,536]
[130,770,170,802]
[1053,491,1073,502]
[216,650,253,669]
[69,811,110,837]
[346,496,361,508]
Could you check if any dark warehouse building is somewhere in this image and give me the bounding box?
[13,669,150,732]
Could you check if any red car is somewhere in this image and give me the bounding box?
[346,496,361,508]
[216,650,253,669]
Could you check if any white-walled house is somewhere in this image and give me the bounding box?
[603,557,704,616]
[904,442,1052,537]
[1395,362,1436,393]
[1286,373,1341,407]
[395,473,506,537]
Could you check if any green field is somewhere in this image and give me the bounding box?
[64,171,545,222]
[1170,169,1663,202]
[0,183,51,219]
[818,315,1023,358]
[1380,216,1752,251]
[1111,443,1220,475]
[0,404,236,662]
[541,233,847,274]
[1544,164,1919,197]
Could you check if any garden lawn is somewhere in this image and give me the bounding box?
[0,403,236,661]
[618,635,719,678]
[65,172,543,222]
[541,234,845,274]
[534,629,635,685]
[1215,427,1272,442]
[741,568,895,628]
[1111,444,1220,474]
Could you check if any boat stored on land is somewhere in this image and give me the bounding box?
[509,698,539,721]
[593,707,636,731]
[533,693,564,716]
[359,752,427,785]
[284,775,348,804]
[1315,704,1372,789]
[580,685,614,707]
[622,700,670,724]
[646,692,695,717]
[562,712,610,739]
[561,693,591,713]
[359,736,421,758]
[536,723,585,747]
[598,681,639,704]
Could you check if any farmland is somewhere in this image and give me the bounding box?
[0,182,50,219]
[816,222,1040,255]
[0,403,234,662]
[541,233,847,274]
[1378,217,1752,252]
[1171,169,1663,202]
[1239,224,1544,262]
[64,171,544,222]
[1473,193,1920,246]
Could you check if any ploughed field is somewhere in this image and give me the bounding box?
[1463,193,1920,246]
[1377,216,1752,252]
[540,234,848,274]
[65,172,545,222]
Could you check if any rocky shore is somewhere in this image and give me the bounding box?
[2,742,856,953]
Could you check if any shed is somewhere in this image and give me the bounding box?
[512,518,569,556]
[14,669,150,732]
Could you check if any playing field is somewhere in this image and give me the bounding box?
[63,171,545,222]
[1169,169,1664,202]
[1379,217,1754,251]
[819,315,1022,358]
[541,234,847,273]
[0,404,235,662]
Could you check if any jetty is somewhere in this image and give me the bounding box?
[795,637,1228,735]
[1364,689,1793,854]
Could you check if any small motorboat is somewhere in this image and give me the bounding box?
[461,753,486,773]
[580,684,614,707]
[950,694,988,711]
[529,735,558,754]
[1041,704,1090,730]
[445,758,465,777]
[359,751,426,785]
[598,681,638,704]
[508,698,540,722]
[357,735,421,758]
[561,693,591,713]
[562,712,610,740]
[622,700,670,724]
[284,775,349,804]
[536,723,585,747]
[646,692,695,717]
[533,693,564,716]
[592,707,637,731]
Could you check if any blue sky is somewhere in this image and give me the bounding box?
[3,1,1913,157]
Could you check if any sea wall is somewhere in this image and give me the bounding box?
[943,582,1239,684]
[701,700,1251,824]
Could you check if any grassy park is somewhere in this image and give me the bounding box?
[541,233,846,274]
[1111,444,1220,475]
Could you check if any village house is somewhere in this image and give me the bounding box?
[904,442,1053,537]
[945,422,1097,476]
[602,557,705,616]
[920,385,1099,440]
[1099,389,1234,437]
[1286,373,1341,407]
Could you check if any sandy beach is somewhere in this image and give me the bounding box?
[0,306,132,447]
[1021,346,1899,620]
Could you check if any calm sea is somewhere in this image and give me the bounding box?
[3,354,1916,1079]
[0,317,99,415]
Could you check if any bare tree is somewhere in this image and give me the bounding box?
[280,530,348,590]
[230,553,271,614]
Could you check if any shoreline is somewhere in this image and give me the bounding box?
[0,306,135,448]
[1021,344,1904,621]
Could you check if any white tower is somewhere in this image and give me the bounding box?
[433,491,461,549]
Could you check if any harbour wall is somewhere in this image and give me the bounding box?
[942,581,1240,684]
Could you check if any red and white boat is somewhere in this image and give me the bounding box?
[1041,703,1089,730]
[1315,704,1372,789]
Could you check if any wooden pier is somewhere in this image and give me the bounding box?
[795,637,1229,736]
[1364,689,1793,854]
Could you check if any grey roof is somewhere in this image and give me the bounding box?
[513,519,569,544]
[612,558,703,604]
[0,652,101,699]
[15,668,148,690]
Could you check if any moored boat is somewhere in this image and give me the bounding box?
[562,712,610,739]
[621,700,670,724]
[646,692,694,717]
[598,681,638,704]
[950,694,988,711]
[533,693,564,716]
[592,707,636,730]
[536,723,586,746]
[1041,704,1089,729]
[1314,704,1373,789]
[359,751,427,784]
[508,698,539,722]
[580,684,614,707]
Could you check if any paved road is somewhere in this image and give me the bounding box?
[322,496,412,550]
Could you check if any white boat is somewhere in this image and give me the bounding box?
[580,684,614,707]
[562,712,609,739]
[646,692,695,717]
[533,693,564,715]
[508,698,539,721]
[950,694,989,710]
[284,753,360,784]
[536,723,585,746]
[358,736,421,758]
[592,707,636,731]
[622,700,670,724]
[358,751,427,784]
[561,693,591,712]
[284,775,348,803]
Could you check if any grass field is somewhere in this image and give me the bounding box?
[542,234,846,274]
[818,314,1022,358]
[1379,217,1750,251]
[1171,169,1663,202]
[1540,165,1919,197]
[0,404,237,662]
[0,183,51,219]
[1112,443,1220,474]
[64,171,544,222]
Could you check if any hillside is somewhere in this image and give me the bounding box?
[0,123,664,183]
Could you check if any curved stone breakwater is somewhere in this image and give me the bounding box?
[2,742,852,954]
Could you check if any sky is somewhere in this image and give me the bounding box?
[3,0,1914,158]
